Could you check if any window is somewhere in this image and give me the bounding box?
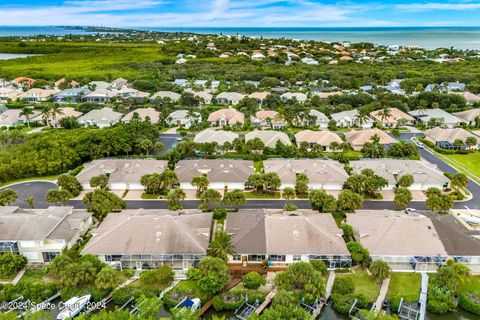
[42,252,60,262]
[233,255,241,261]
[269,255,286,262]
[0,242,19,254]
[293,255,301,262]
[248,255,265,262]
[105,255,122,262]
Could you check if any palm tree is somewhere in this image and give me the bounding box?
[166,188,186,210]
[282,187,296,203]
[377,107,391,126]
[160,169,178,190]
[19,107,34,127]
[50,104,64,123]
[207,231,236,261]
[0,188,18,206]
[25,196,34,209]
[192,175,209,194]
[355,110,370,127]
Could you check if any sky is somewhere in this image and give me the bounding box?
[1,0,480,28]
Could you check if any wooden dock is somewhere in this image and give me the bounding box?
[254,288,278,315]
[418,273,428,320]
[375,277,391,311]
[197,278,242,317]
[311,271,336,318]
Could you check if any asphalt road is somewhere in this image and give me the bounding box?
[0,181,58,208]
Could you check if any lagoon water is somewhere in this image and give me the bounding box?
[0,53,37,60]
[149,27,480,50]
[1,26,480,50]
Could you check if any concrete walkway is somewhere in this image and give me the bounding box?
[375,277,391,311]
[419,272,429,320]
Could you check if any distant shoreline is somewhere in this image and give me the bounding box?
[1,25,480,49]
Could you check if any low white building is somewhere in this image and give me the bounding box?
[0,206,92,263]
[295,109,330,128]
[167,109,202,128]
[350,159,450,190]
[174,159,254,190]
[77,107,122,128]
[245,130,292,148]
[226,209,351,268]
[194,128,239,146]
[263,159,349,190]
[409,108,462,129]
[281,92,307,103]
[331,109,374,128]
[76,159,168,191]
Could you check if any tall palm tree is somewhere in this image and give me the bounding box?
[207,231,236,261]
[19,107,34,127]
[160,169,178,190]
[377,107,391,126]
[355,110,370,127]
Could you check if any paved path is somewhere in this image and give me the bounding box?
[0,269,25,285]
[255,288,278,315]
[374,277,391,311]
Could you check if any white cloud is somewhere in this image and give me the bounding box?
[396,2,480,12]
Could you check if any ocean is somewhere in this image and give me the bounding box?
[1,26,480,50]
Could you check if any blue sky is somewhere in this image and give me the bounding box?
[1,1,480,27]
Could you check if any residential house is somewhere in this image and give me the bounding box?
[0,88,20,102]
[54,78,79,88]
[110,77,129,90]
[0,206,92,263]
[344,128,397,151]
[77,159,168,191]
[295,130,343,151]
[249,92,270,105]
[216,92,245,105]
[296,109,330,128]
[0,108,41,127]
[280,92,307,103]
[18,89,57,102]
[121,107,161,124]
[150,91,181,103]
[87,81,111,90]
[313,91,342,100]
[250,110,286,129]
[350,159,450,190]
[77,107,122,128]
[452,92,480,105]
[173,79,189,87]
[193,129,239,146]
[83,89,116,104]
[53,87,91,103]
[115,87,150,103]
[226,209,351,268]
[32,107,82,127]
[369,107,415,127]
[207,107,245,127]
[185,90,212,104]
[175,159,254,190]
[347,211,449,272]
[82,210,212,276]
[166,110,202,129]
[331,109,374,128]
[245,130,291,148]
[453,109,480,126]
[263,159,349,191]
[409,108,462,128]
[425,127,479,150]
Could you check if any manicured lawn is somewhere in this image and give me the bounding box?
[444,152,480,178]
[339,270,380,302]
[141,193,160,199]
[243,191,281,199]
[387,273,421,303]
[0,175,59,188]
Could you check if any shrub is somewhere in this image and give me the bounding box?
[332,293,355,314]
[332,277,355,295]
[212,288,265,311]
[156,265,175,284]
[0,253,27,277]
[213,206,227,220]
[187,267,202,280]
[243,272,266,290]
[458,290,480,315]
[309,260,328,275]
